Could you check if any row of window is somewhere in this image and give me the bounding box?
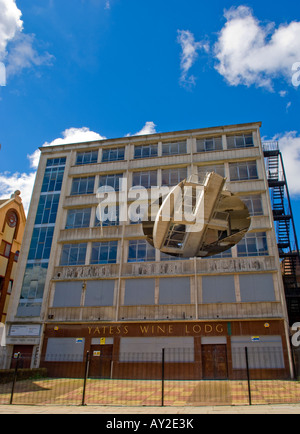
[52,273,275,309]
[59,233,269,266]
[39,160,260,197]
[69,161,259,196]
[64,194,263,230]
[39,162,259,197]
[74,134,255,165]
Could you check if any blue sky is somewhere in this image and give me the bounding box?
[0,0,300,246]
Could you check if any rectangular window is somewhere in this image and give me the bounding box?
[229,161,258,181]
[76,150,98,165]
[237,232,268,257]
[102,147,125,162]
[196,137,222,152]
[231,336,284,370]
[28,227,54,260]
[84,280,115,307]
[124,279,155,306]
[239,274,275,302]
[119,337,194,362]
[227,134,254,149]
[162,141,187,156]
[134,144,158,159]
[53,282,83,307]
[71,176,95,195]
[198,164,225,183]
[35,194,60,225]
[161,167,187,186]
[17,263,48,317]
[0,241,12,258]
[46,157,66,167]
[41,167,65,193]
[132,170,157,188]
[128,239,156,262]
[90,241,118,264]
[45,338,85,362]
[159,277,190,305]
[95,205,119,227]
[240,195,263,216]
[202,276,236,304]
[66,208,91,229]
[60,243,87,266]
[99,173,123,191]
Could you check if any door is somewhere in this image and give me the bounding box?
[89,345,113,378]
[202,345,228,379]
[10,345,33,369]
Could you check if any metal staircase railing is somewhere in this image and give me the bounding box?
[263,141,300,325]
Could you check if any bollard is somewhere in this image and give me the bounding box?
[10,352,21,405]
[245,347,252,406]
[82,351,90,406]
[161,348,165,407]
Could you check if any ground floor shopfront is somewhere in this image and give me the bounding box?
[23,319,292,381]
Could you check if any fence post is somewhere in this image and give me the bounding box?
[245,347,252,406]
[82,351,90,406]
[10,352,20,405]
[161,348,165,407]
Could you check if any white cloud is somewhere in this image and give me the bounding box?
[0,127,105,214]
[6,32,54,77]
[214,6,300,90]
[0,171,36,214]
[273,131,300,197]
[133,122,157,136]
[42,127,106,148]
[0,0,22,60]
[177,30,208,88]
[28,127,106,170]
[126,121,157,137]
[0,0,53,78]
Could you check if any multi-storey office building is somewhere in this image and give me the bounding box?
[6,122,293,378]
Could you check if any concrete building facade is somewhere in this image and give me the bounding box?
[5,122,293,378]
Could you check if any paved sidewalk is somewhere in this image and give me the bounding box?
[0,404,300,414]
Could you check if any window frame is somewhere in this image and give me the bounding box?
[132,170,158,189]
[237,232,269,257]
[128,239,156,263]
[162,141,187,156]
[196,137,223,153]
[98,173,123,192]
[226,134,254,149]
[161,167,187,187]
[134,144,158,159]
[76,150,98,166]
[65,208,92,229]
[60,243,87,266]
[90,240,118,264]
[70,176,95,196]
[102,147,125,162]
[229,161,258,181]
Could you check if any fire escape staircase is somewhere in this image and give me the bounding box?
[263,142,300,325]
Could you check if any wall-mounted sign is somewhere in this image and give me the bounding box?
[251,336,260,342]
[10,325,41,337]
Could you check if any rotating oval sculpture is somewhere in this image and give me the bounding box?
[142,172,251,258]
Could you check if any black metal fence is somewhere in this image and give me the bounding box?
[0,347,299,407]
